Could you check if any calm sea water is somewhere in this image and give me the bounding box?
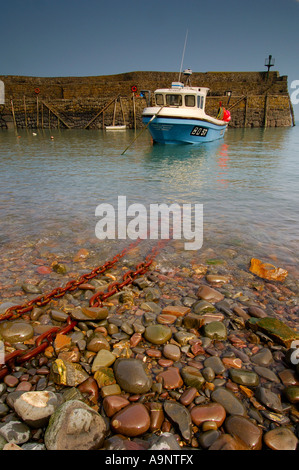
[0,125,298,274]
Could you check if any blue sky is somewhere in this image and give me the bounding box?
[1,0,299,114]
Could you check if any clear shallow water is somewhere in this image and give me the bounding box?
[0,125,298,273]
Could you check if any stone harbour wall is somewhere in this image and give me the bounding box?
[0,71,294,129]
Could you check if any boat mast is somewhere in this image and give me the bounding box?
[178,29,188,82]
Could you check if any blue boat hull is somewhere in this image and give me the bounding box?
[142,116,227,144]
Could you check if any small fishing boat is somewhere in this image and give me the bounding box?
[142,69,231,144]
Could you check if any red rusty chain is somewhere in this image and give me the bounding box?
[0,236,144,323]
[0,316,77,380]
[0,233,172,380]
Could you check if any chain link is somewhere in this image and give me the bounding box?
[0,234,172,379]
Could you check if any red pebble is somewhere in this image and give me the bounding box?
[37,266,52,275]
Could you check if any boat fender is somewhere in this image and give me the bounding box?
[222,109,231,122]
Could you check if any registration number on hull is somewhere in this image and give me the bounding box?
[190,126,209,137]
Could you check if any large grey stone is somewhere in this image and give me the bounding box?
[13,391,63,428]
[44,400,107,450]
[0,419,31,445]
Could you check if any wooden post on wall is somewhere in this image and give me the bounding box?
[36,95,39,128]
[23,96,28,128]
[244,95,248,128]
[264,94,269,128]
[132,92,136,131]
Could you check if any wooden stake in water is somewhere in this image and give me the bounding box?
[121,106,164,155]
[36,95,39,128]
[11,98,17,130]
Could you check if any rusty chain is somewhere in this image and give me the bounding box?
[0,234,172,379]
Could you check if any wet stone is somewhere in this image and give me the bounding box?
[179,387,197,406]
[183,313,205,330]
[22,282,42,294]
[50,359,89,387]
[248,306,268,318]
[86,332,110,352]
[71,306,108,321]
[209,433,249,450]
[284,386,299,404]
[140,302,161,315]
[229,368,259,388]
[174,330,197,346]
[113,358,152,394]
[251,348,273,366]
[144,325,172,345]
[148,402,164,432]
[247,317,299,348]
[148,432,181,450]
[201,312,225,324]
[102,395,130,417]
[163,401,192,443]
[225,415,263,450]
[161,305,190,317]
[190,403,226,428]
[202,321,227,341]
[0,403,9,418]
[0,321,34,343]
[77,377,99,404]
[206,274,230,284]
[4,375,19,388]
[163,344,181,361]
[92,350,116,373]
[192,300,216,314]
[94,367,116,388]
[156,367,183,390]
[110,403,150,437]
[197,429,220,449]
[101,384,121,397]
[0,419,31,445]
[202,367,215,382]
[255,386,283,413]
[144,287,161,302]
[50,309,69,322]
[222,357,242,369]
[44,400,107,450]
[253,366,280,383]
[264,427,298,450]
[197,286,224,303]
[13,391,63,428]
[211,388,247,416]
[180,366,205,390]
[204,356,225,375]
[157,313,177,325]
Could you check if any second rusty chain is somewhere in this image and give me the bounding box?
[0,234,172,322]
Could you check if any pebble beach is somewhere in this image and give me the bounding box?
[0,235,298,451]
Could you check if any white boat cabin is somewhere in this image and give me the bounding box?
[154,82,209,112]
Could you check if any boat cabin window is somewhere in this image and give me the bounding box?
[155,94,164,106]
[185,95,195,107]
[197,96,204,109]
[166,94,182,106]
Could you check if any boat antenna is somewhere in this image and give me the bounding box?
[178,29,188,82]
